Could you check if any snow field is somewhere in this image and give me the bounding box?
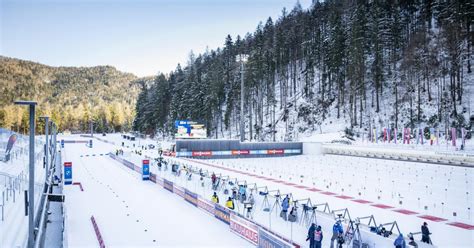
[83,134,473,247]
[62,139,250,247]
[0,132,47,248]
[153,155,473,247]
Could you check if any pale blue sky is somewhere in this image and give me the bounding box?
[1,0,312,76]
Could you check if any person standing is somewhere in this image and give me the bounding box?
[211,192,219,203]
[421,222,432,244]
[211,173,217,189]
[306,223,316,248]
[314,225,323,248]
[226,197,235,210]
[281,195,290,221]
[330,220,343,248]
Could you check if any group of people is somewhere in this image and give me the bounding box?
[211,180,255,218]
[393,222,432,248]
[305,221,432,248]
[280,195,298,222]
[159,161,436,248]
[306,220,343,248]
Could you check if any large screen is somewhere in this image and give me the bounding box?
[175,120,207,139]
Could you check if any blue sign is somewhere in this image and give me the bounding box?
[89,139,93,148]
[64,162,72,185]
[61,139,64,148]
[142,160,150,180]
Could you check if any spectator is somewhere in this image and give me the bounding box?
[421,222,432,244]
[314,225,323,248]
[306,223,316,248]
[211,192,219,203]
[226,197,234,210]
[394,234,406,248]
[281,195,290,221]
[330,220,344,248]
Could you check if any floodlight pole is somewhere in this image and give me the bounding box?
[240,62,244,142]
[14,100,37,248]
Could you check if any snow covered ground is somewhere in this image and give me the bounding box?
[0,131,46,247]
[159,157,473,247]
[61,135,250,247]
[60,133,474,247]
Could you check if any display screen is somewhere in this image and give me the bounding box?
[175,120,207,139]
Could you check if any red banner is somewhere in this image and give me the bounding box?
[192,151,212,156]
[231,150,250,155]
[267,149,284,155]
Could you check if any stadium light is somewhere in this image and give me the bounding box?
[238,54,248,142]
[14,100,37,248]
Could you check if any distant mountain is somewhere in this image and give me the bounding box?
[0,56,143,133]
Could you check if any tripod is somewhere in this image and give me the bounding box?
[300,204,317,227]
[260,192,270,211]
[270,195,281,217]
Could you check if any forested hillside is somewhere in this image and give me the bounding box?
[0,56,142,133]
[134,0,473,141]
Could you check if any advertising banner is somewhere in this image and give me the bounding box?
[64,162,72,185]
[258,228,296,248]
[156,177,164,186]
[214,204,231,225]
[197,196,215,215]
[61,139,64,148]
[142,160,150,180]
[150,173,157,183]
[163,179,173,192]
[192,151,212,157]
[173,185,185,198]
[266,149,284,155]
[230,213,259,245]
[123,160,135,170]
[184,189,198,206]
[231,150,250,155]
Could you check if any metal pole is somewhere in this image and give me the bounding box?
[90,120,93,137]
[42,117,49,182]
[240,61,245,142]
[28,104,36,248]
[15,100,37,248]
[53,123,57,158]
[28,104,35,247]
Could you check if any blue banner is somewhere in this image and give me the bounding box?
[64,162,72,185]
[163,179,173,192]
[89,139,93,148]
[214,204,231,225]
[142,160,150,180]
[61,139,64,148]
[184,189,198,206]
